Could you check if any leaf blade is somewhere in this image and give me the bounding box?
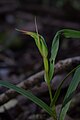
[16,29,48,58]
[49,29,80,81]
[59,67,80,120]
[60,29,80,38]
[49,32,60,81]
[50,65,80,107]
[0,81,54,117]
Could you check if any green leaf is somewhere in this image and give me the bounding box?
[50,65,80,107]
[27,32,48,57]
[16,29,49,83]
[49,32,60,81]
[60,29,80,38]
[49,29,80,81]
[16,29,48,58]
[0,81,54,118]
[59,67,80,120]
[61,91,75,108]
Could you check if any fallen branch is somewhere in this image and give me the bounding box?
[0,56,80,105]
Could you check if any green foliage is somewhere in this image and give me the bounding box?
[0,29,80,120]
[50,64,80,107]
[60,29,80,38]
[59,67,80,120]
[49,29,80,82]
[49,32,60,81]
[0,81,54,118]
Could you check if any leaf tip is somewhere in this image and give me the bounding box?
[16,28,28,34]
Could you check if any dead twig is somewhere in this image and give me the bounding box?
[0,56,80,105]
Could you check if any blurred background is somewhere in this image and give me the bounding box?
[0,0,80,120]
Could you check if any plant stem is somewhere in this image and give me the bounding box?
[48,83,57,120]
[47,82,53,102]
[45,73,57,120]
[43,57,57,120]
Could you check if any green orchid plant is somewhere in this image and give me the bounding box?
[0,28,80,120]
